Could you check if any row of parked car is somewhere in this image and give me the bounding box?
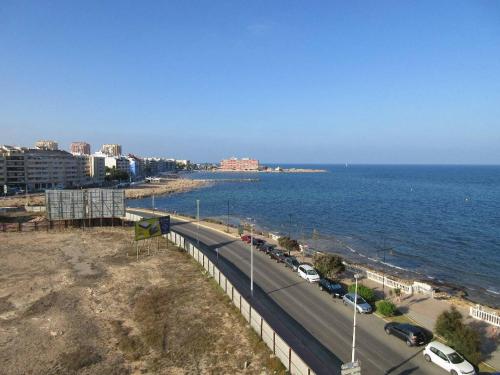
[240,234,477,375]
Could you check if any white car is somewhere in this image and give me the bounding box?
[298,265,320,283]
[423,341,476,375]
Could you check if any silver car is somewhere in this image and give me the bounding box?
[342,293,372,313]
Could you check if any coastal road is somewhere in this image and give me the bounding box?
[129,209,445,375]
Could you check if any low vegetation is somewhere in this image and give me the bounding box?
[435,307,482,365]
[313,253,345,279]
[348,284,376,304]
[375,300,397,317]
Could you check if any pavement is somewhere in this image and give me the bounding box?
[129,208,499,373]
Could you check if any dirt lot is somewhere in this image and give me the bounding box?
[0,228,282,374]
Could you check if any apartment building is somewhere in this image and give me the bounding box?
[35,140,58,151]
[88,155,105,185]
[0,155,6,187]
[101,144,122,157]
[143,157,176,176]
[127,154,144,179]
[70,142,91,155]
[220,157,259,171]
[0,145,105,191]
[104,156,130,174]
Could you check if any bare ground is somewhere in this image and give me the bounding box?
[0,228,282,374]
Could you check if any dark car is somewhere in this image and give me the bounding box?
[384,323,427,346]
[270,249,286,263]
[253,238,265,246]
[284,256,300,271]
[260,244,276,254]
[318,279,346,298]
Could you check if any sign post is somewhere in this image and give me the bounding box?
[341,361,361,375]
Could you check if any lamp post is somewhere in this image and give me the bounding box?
[352,273,360,363]
[288,213,292,237]
[250,223,254,296]
[226,200,230,233]
[196,199,200,244]
[377,240,393,300]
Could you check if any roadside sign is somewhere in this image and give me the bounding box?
[159,216,170,234]
[341,361,361,375]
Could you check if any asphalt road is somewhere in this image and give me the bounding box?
[130,209,446,375]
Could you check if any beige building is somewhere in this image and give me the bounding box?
[35,140,58,151]
[0,145,105,191]
[101,144,122,157]
[88,155,105,185]
[70,142,91,155]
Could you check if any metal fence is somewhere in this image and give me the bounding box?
[470,305,500,327]
[166,231,316,375]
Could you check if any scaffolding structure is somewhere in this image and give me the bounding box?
[45,189,125,222]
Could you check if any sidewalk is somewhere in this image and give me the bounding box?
[360,278,500,371]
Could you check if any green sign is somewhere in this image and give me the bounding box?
[134,216,171,241]
[135,218,162,241]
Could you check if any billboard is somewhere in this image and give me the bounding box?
[134,216,170,241]
[45,189,125,221]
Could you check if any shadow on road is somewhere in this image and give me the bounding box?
[267,280,305,295]
[385,349,423,374]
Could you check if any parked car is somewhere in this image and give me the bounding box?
[298,264,320,283]
[241,235,251,243]
[270,249,286,263]
[384,323,427,346]
[423,341,476,375]
[253,238,265,246]
[284,256,300,271]
[318,279,346,298]
[260,244,276,254]
[342,293,372,313]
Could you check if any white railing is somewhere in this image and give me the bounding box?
[166,230,316,375]
[365,270,414,295]
[470,305,500,327]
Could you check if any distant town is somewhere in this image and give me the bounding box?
[0,142,326,195]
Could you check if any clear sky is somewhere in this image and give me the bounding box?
[1,1,499,164]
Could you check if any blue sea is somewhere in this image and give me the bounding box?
[128,165,500,307]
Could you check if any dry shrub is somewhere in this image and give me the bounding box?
[56,345,102,373]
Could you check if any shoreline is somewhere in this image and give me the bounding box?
[213,168,328,173]
[149,209,499,310]
[0,178,211,208]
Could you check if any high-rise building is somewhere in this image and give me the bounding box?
[220,157,259,171]
[70,142,91,155]
[101,144,122,157]
[0,155,6,187]
[35,140,58,151]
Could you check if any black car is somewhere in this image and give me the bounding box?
[270,249,286,263]
[284,256,300,271]
[318,278,346,298]
[260,244,276,254]
[384,323,427,346]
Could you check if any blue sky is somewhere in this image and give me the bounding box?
[1,1,499,164]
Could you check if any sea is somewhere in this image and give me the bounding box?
[127,165,500,308]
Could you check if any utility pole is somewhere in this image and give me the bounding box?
[250,223,254,296]
[288,213,292,238]
[377,239,393,300]
[226,200,230,233]
[196,199,200,244]
[152,194,155,215]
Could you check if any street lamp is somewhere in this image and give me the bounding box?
[196,199,200,244]
[377,240,393,300]
[250,223,254,296]
[351,273,360,363]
